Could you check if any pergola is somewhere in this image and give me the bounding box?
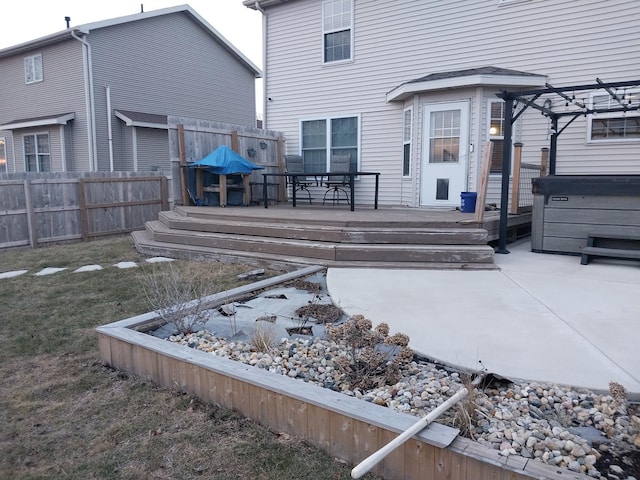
[495,78,640,253]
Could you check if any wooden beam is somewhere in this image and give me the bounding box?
[178,124,189,206]
[474,141,493,223]
[510,142,523,214]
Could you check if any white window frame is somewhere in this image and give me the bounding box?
[402,107,413,177]
[24,53,43,84]
[23,133,51,172]
[300,114,361,172]
[587,90,640,143]
[0,137,6,173]
[322,0,354,64]
[487,99,506,175]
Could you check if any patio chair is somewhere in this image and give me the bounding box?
[284,155,315,204]
[323,155,352,205]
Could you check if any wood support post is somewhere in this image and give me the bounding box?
[474,141,493,223]
[510,142,523,214]
[540,147,549,177]
[178,124,189,206]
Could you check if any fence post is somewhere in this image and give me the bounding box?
[160,176,169,211]
[231,130,239,152]
[540,147,549,177]
[276,135,286,202]
[78,178,89,242]
[178,124,189,206]
[23,179,37,248]
[510,142,523,214]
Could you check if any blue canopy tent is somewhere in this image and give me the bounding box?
[187,145,264,206]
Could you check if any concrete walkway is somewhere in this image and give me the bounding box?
[327,239,640,395]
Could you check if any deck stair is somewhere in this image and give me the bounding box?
[132,206,496,269]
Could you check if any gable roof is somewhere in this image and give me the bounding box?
[386,66,547,102]
[0,5,262,78]
[0,112,75,130]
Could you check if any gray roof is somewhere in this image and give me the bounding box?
[407,66,543,84]
[0,112,75,130]
[114,110,168,129]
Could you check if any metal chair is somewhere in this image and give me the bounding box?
[284,155,314,204]
[323,155,352,205]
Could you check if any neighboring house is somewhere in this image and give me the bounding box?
[245,0,640,209]
[0,5,261,174]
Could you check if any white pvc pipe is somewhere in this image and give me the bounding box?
[106,84,114,172]
[351,387,469,479]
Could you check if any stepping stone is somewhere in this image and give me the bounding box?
[34,267,67,276]
[145,257,175,263]
[0,270,28,279]
[74,264,104,273]
[114,261,138,269]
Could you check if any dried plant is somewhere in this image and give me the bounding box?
[251,321,277,353]
[609,381,628,415]
[138,261,221,334]
[327,315,413,390]
[451,373,479,439]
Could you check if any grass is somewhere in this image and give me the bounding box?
[0,236,379,480]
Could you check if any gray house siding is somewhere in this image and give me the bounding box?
[136,128,170,172]
[257,0,640,207]
[88,11,257,171]
[0,40,89,172]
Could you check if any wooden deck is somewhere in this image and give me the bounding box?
[132,204,531,269]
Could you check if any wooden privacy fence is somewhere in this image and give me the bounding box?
[167,116,286,206]
[0,172,168,249]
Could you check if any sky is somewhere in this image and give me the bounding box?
[0,0,264,114]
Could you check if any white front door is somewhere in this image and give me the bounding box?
[420,101,470,206]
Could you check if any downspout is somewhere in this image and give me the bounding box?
[105,84,114,171]
[255,1,268,127]
[71,30,97,171]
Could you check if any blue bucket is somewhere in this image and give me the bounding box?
[460,192,477,213]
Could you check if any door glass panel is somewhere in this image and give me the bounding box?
[435,178,449,200]
[429,110,460,163]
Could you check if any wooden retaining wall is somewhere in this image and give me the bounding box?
[96,270,588,480]
[0,172,168,249]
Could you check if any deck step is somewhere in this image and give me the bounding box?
[145,221,494,264]
[132,230,496,270]
[159,210,487,245]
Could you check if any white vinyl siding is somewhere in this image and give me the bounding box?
[263,0,640,206]
[24,53,43,84]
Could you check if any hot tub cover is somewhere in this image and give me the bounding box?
[189,145,264,174]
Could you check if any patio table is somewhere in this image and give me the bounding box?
[262,171,380,211]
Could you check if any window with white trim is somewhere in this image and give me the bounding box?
[402,107,412,176]
[488,100,505,174]
[24,133,51,172]
[301,116,359,172]
[24,53,43,84]
[588,91,640,141]
[0,137,6,173]
[323,0,353,63]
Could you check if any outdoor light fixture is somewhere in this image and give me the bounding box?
[489,126,498,135]
[259,140,268,149]
[247,147,257,157]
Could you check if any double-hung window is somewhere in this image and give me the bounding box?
[0,138,6,173]
[488,100,505,174]
[403,107,412,176]
[323,0,353,63]
[24,133,51,172]
[301,116,359,172]
[588,91,640,142]
[24,53,43,84]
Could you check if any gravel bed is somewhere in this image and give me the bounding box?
[168,330,640,479]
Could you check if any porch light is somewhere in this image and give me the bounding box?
[489,126,498,135]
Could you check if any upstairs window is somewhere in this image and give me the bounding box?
[402,107,412,176]
[24,54,43,84]
[589,91,640,142]
[301,116,359,172]
[24,133,50,172]
[323,0,353,63]
[488,100,505,174]
[0,138,6,173]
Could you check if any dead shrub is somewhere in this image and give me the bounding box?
[326,314,413,390]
